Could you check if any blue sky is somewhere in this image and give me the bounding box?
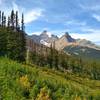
[0,0,100,45]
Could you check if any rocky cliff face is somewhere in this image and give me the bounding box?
[54,32,76,50]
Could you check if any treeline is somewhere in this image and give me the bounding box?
[0,10,26,61]
[0,10,24,31]
[27,40,100,80]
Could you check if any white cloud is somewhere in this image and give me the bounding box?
[0,1,44,24]
[11,2,44,24]
[71,29,100,45]
[12,2,20,12]
[92,14,100,22]
[80,4,100,11]
[29,31,41,36]
[65,20,86,26]
[24,8,44,24]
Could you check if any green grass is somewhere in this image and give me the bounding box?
[0,57,100,100]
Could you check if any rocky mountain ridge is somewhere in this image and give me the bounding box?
[29,31,100,51]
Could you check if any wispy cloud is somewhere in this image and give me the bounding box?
[92,14,100,22]
[0,1,44,24]
[24,8,44,24]
[29,31,41,35]
[12,2,21,12]
[65,20,86,26]
[71,28,100,45]
[80,4,100,11]
[11,2,44,24]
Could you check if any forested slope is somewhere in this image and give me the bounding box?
[0,57,100,100]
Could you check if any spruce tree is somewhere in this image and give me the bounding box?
[47,44,53,68]
[0,11,1,26]
[54,50,59,69]
[11,10,15,29]
[7,16,10,28]
[15,11,18,30]
[21,13,25,32]
[4,16,6,27]
[2,12,4,27]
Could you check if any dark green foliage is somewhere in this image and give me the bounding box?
[0,10,26,62]
[10,10,15,29]
[0,27,7,56]
[7,29,26,61]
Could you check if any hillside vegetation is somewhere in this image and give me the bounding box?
[0,57,100,100]
[0,10,100,100]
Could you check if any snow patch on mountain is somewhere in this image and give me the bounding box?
[40,40,51,47]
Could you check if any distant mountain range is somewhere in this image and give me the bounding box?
[28,30,100,60]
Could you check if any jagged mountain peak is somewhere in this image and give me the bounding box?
[61,32,75,42]
[40,30,52,38]
[64,32,70,37]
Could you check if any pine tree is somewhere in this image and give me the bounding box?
[48,44,53,68]
[11,10,15,29]
[15,11,18,30]
[2,12,4,27]
[54,50,59,69]
[0,11,1,26]
[7,16,10,28]
[4,16,6,27]
[21,13,25,32]
[19,30,26,61]
[19,13,26,61]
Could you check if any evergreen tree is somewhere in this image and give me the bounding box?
[7,16,10,28]
[21,13,25,32]
[0,10,26,62]
[19,30,26,61]
[17,13,26,61]
[15,11,18,30]
[2,12,4,27]
[0,11,1,26]
[3,16,6,27]
[48,44,53,68]
[11,10,15,29]
[54,50,59,69]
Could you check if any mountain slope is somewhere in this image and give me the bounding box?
[0,57,100,100]
[76,39,100,50]
[64,45,100,60]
